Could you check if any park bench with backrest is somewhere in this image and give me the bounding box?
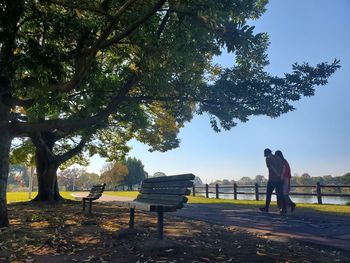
[120,174,195,240]
[82,183,106,214]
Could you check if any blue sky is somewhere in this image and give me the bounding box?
[88,0,350,182]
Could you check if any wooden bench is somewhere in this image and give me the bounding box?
[119,174,195,240]
[82,183,106,214]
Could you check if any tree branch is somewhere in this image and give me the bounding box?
[50,0,111,17]
[128,94,240,108]
[56,137,87,164]
[12,74,139,136]
[100,0,167,49]
[50,0,138,93]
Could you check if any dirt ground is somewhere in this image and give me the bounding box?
[1,201,350,263]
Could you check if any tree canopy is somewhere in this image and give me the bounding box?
[2,0,340,143]
[124,157,146,188]
[100,160,128,189]
[0,0,340,227]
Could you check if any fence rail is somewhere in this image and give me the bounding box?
[192,183,350,204]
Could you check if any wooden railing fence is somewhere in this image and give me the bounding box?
[192,183,350,204]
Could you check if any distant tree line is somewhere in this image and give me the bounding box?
[7,157,147,191]
[8,163,349,194]
[58,157,147,191]
[207,173,350,194]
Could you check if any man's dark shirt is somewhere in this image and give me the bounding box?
[265,154,283,182]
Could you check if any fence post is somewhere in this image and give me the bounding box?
[255,183,259,201]
[215,184,219,199]
[192,184,196,196]
[205,184,209,198]
[316,182,322,204]
[233,183,237,200]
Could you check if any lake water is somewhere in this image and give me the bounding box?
[200,193,350,205]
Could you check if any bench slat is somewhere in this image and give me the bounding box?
[86,194,102,198]
[140,188,191,195]
[90,187,104,191]
[143,174,195,183]
[82,184,106,214]
[87,193,102,196]
[141,181,193,189]
[136,193,188,203]
[84,184,106,199]
[126,201,180,212]
[135,198,185,207]
[137,199,181,206]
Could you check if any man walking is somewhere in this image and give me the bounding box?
[259,148,286,214]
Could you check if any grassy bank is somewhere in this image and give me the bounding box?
[105,191,350,216]
[188,195,350,216]
[6,191,75,203]
[7,191,350,216]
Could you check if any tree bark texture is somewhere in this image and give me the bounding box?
[0,100,12,227]
[0,130,11,227]
[32,135,63,202]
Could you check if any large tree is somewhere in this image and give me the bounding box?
[10,134,88,201]
[0,0,340,227]
[100,160,128,189]
[123,157,146,189]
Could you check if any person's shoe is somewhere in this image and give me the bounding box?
[291,203,296,212]
[259,207,268,212]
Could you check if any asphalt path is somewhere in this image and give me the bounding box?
[72,193,350,251]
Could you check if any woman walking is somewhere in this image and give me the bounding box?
[275,150,296,212]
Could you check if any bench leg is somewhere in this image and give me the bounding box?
[88,200,92,214]
[129,208,135,229]
[83,200,86,211]
[157,208,164,240]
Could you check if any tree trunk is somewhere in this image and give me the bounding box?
[0,76,12,227]
[32,139,63,202]
[0,129,11,227]
[0,0,24,227]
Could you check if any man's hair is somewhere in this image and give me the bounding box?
[264,148,272,157]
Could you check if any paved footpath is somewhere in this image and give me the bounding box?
[174,203,350,251]
[72,193,350,251]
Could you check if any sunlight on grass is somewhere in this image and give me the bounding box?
[296,203,350,215]
[104,191,138,198]
[7,192,36,203]
[188,196,350,216]
[60,192,76,200]
[188,196,266,206]
[7,191,75,204]
[104,191,350,216]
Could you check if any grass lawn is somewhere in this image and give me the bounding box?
[7,191,350,215]
[6,191,75,203]
[188,195,350,216]
[104,191,350,216]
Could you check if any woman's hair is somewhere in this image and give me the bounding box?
[275,150,285,160]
